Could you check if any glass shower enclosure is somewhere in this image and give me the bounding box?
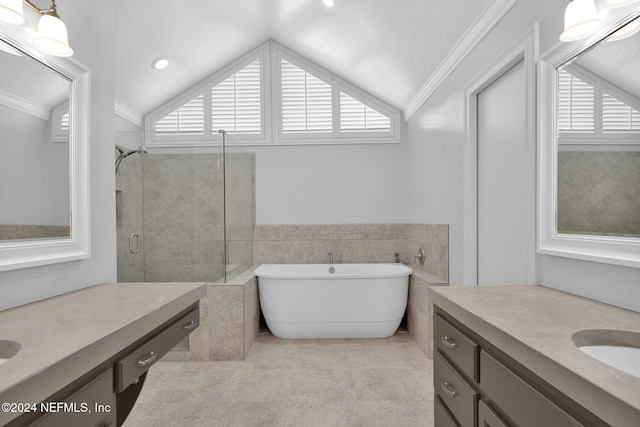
[115,130,255,285]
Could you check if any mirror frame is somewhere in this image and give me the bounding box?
[538,4,640,269]
[0,26,90,272]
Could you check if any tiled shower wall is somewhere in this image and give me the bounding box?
[253,223,449,282]
[116,152,255,283]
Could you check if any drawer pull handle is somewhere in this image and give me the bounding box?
[442,382,458,398]
[184,320,197,331]
[442,336,457,349]
[137,351,157,368]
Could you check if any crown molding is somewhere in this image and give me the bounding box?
[114,100,144,127]
[0,89,49,120]
[403,0,518,121]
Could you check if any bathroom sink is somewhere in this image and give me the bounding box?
[573,330,640,378]
[0,340,20,365]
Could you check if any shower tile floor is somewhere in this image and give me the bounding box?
[123,332,435,427]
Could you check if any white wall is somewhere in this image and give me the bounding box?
[252,140,409,225]
[406,0,640,312]
[0,109,69,225]
[0,0,116,310]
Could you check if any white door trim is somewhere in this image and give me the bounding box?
[463,24,539,286]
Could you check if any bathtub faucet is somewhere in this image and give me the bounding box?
[328,251,333,264]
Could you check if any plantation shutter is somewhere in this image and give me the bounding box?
[603,93,640,131]
[557,69,595,133]
[61,112,70,132]
[340,92,391,132]
[211,59,261,134]
[155,94,205,135]
[281,59,332,133]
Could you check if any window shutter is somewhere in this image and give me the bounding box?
[340,92,391,132]
[155,94,204,135]
[603,93,640,131]
[211,59,261,134]
[61,112,70,132]
[281,59,332,133]
[557,69,595,132]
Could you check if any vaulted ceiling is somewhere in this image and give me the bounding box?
[114,0,494,119]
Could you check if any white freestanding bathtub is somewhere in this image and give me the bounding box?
[254,263,413,339]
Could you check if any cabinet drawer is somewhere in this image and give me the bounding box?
[434,313,480,382]
[32,369,115,427]
[479,400,509,427]
[434,350,479,427]
[115,306,199,392]
[435,396,461,427]
[480,351,583,427]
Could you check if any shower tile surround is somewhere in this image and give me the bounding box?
[116,152,255,283]
[165,224,448,361]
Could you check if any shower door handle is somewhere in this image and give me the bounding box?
[129,233,140,254]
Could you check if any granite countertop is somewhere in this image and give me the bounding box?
[0,282,206,425]
[428,285,640,427]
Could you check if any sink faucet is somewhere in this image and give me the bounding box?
[328,251,333,264]
[395,252,400,263]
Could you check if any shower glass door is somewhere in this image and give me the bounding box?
[115,129,145,282]
[115,129,254,284]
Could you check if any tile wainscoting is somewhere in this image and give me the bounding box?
[165,223,449,361]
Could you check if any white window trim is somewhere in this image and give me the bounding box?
[271,42,401,145]
[145,42,271,148]
[558,63,640,147]
[50,100,69,142]
[538,6,640,269]
[144,40,402,147]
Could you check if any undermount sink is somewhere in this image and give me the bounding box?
[0,340,21,365]
[573,330,640,378]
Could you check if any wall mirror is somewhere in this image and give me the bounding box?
[539,4,640,268]
[0,27,89,271]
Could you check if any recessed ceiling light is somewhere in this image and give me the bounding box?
[151,56,169,70]
[323,0,334,7]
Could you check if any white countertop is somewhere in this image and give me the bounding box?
[0,282,206,425]
[428,285,640,427]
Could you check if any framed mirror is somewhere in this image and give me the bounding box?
[0,27,89,271]
[539,4,640,268]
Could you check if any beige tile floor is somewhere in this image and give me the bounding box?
[123,332,435,427]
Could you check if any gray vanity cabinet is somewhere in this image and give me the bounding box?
[9,303,200,427]
[433,309,605,427]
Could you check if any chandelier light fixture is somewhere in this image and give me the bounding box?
[0,0,73,57]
